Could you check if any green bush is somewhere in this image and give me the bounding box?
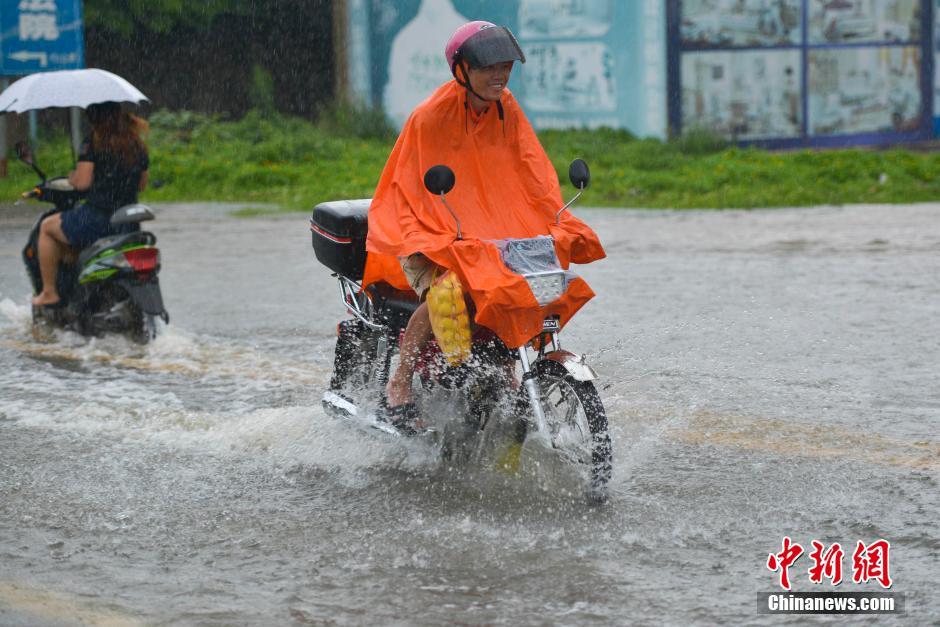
[673,125,730,156]
[249,64,276,116]
[317,100,397,141]
[149,109,221,134]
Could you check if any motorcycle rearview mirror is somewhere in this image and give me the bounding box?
[423,165,455,195]
[556,159,590,224]
[423,165,462,240]
[569,159,590,190]
[14,140,46,181]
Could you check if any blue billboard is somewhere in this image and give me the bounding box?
[0,0,84,74]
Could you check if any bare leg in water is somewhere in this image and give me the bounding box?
[31,213,70,306]
[386,301,433,407]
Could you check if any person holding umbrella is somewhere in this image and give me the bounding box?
[31,101,150,307]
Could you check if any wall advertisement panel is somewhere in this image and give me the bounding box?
[809,46,922,135]
[354,0,667,137]
[935,0,940,129]
[681,49,802,140]
[808,0,920,44]
[681,0,803,47]
[668,0,934,147]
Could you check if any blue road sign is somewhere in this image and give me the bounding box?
[0,0,84,75]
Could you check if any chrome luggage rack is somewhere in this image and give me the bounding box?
[336,275,385,331]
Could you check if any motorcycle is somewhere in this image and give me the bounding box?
[312,160,612,503]
[16,142,168,343]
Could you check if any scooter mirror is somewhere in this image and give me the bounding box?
[15,141,33,165]
[569,159,590,190]
[424,165,456,195]
[15,140,46,181]
[555,159,591,224]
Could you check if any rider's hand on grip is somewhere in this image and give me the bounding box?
[427,270,471,366]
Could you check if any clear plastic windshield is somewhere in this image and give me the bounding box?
[493,236,577,306]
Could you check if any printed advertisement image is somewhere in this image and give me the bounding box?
[681,50,803,140]
[808,46,922,135]
[681,0,802,47]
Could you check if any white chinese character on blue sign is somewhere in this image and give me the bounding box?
[18,0,57,10]
[19,12,58,40]
[18,0,59,41]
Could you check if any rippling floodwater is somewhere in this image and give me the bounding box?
[0,202,937,625]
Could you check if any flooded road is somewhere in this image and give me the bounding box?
[0,202,937,624]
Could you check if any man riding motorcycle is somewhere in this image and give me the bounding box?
[364,21,606,431]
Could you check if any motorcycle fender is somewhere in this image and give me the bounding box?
[118,278,166,316]
[541,350,597,382]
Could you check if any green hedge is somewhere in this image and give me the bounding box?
[4,109,940,212]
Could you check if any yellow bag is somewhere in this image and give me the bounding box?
[427,270,471,365]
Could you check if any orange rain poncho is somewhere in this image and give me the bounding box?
[363,80,605,348]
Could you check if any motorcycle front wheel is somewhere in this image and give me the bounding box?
[533,359,613,503]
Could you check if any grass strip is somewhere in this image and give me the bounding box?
[3,109,939,212]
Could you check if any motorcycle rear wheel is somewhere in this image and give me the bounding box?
[127,301,157,345]
[533,359,613,503]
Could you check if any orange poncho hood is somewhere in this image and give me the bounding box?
[363,80,605,348]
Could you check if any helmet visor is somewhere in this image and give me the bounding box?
[460,26,526,69]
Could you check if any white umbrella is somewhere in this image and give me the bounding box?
[0,68,149,113]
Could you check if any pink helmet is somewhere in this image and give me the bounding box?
[445,21,525,78]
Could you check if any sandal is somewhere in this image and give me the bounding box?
[34,301,65,311]
[381,402,426,436]
[32,301,67,321]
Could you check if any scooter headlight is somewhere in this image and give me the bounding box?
[524,271,565,306]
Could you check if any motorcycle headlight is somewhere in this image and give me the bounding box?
[524,271,565,306]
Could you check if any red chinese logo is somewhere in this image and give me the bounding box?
[767,536,804,590]
[852,539,892,588]
[808,541,844,585]
[767,538,892,589]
